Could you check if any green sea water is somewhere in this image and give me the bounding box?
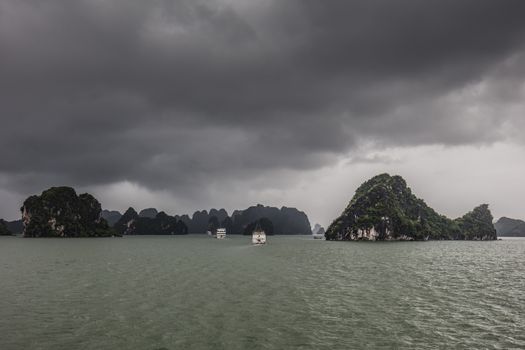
[1,235,524,349]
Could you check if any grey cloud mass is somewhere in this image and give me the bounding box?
[1,0,525,222]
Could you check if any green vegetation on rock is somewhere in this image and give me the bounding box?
[325,174,496,241]
[455,204,497,240]
[21,187,115,237]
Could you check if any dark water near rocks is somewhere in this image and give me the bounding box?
[1,235,524,349]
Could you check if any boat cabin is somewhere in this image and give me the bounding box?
[216,228,227,239]
[252,225,266,244]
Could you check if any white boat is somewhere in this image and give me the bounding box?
[313,227,325,239]
[252,224,266,245]
[216,228,227,239]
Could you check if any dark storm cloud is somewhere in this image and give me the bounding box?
[1,0,525,199]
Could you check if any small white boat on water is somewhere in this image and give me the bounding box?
[252,224,266,245]
[313,226,325,239]
[216,228,227,239]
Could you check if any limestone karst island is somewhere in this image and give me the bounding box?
[5,173,498,242]
[325,174,497,241]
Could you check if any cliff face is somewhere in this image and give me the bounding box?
[495,217,525,237]
[325,174,496,241]
[21,187,114,237]
[0,219,13,236]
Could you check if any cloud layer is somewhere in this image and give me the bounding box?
[1,0,525,223]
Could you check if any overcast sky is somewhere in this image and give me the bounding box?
[1,0,525,226]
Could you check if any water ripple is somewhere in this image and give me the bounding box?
[0,236,524,349]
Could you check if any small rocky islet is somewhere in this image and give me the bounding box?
[325,173,497,241]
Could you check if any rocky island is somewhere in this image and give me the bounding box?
[21,187,115,237]
[325,174,497,241]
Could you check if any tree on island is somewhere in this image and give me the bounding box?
[455,204,497,240]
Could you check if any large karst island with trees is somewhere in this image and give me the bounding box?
[0,173,504,241]
[20,187,115,237]
[325,173,497,241]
